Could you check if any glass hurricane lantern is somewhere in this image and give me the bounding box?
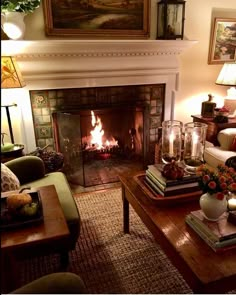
[161,120,183,164]
[183,122,207,172]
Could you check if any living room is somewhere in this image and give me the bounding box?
[1,0,236,293]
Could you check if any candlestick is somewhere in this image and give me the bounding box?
[169,132,174,156]
[228,198,236,211]
[191,132,198,157]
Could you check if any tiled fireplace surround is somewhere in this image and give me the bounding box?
[3,40,196,186]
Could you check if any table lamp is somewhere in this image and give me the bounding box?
[215,61,236,118]
[1,56,25,151]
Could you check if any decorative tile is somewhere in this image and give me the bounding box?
[32,93,48,108]
[42,108,50,115]
[33,108,42,115]
[48,91,56,99]
[36,125,52,139]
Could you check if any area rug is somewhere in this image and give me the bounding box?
[18,188,193,294]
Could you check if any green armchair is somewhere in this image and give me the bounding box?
[5,156,81,256]
[11,272,87,294]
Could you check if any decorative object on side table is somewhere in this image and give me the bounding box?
[215,61,236,118]
[161,120,183,164]
[201,94,216,118]
[196,164,236,221]
[183,122,207,172]
[156,0,186,40]
[213,106,229,123]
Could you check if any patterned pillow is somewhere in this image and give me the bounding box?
[1,163,20,192]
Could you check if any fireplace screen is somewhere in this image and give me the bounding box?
[53,106,145,186]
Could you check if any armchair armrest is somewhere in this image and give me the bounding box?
[5,156,46,185]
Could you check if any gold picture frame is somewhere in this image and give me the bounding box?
[43,0,150,39]
[208,17,236,65]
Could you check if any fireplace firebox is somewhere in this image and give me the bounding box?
[53,105,147,186]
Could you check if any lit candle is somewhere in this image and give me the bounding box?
[169,132,174,156]
[191,132,199,158]
[228,198,236,211]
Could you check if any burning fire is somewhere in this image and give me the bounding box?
[89,111,118,150]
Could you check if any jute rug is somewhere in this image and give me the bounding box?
[18,187,194,294]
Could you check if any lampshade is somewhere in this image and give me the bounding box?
[215,62,236,118]
[1,56,26,88]
[215,62,236,86]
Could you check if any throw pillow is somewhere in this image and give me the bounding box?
[230,136,236,152]
[1,163,20,192]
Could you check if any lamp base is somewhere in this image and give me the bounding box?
[224,98,236,118]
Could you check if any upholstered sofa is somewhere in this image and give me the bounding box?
[4,156,81,259]
[204,128,236,168]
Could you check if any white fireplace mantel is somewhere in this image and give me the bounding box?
[1,39,197,153]
[1,40,197,89]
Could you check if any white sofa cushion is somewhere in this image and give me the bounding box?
[217,128,236,150]
[204,146,236,169]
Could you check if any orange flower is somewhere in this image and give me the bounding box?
[196,164,236,200]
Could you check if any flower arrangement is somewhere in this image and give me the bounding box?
[1,0,40,14]
[196,164,236,200]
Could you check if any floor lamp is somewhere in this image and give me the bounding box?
[1,56,26,150]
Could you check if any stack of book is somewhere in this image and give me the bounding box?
[145,164,201,197]
[185,210,236,253]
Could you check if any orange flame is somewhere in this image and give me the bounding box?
[89,111,118,149]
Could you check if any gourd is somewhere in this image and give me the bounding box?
[162,160,184,180]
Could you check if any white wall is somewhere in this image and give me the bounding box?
[2,0,235,152]
[23,0,236,125]
[176,1,236,124]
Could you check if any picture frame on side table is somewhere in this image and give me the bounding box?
[208,17,236,64]
[43,0,150,39]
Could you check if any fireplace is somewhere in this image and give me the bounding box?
[30,83,165,186]
[2,40,197,184]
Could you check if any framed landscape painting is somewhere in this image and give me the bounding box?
[43,0,150,39]
[208,18,236,64]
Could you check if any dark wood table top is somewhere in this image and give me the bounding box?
[119,172,236,294]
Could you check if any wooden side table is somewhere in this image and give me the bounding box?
[191,115,236,146]
[1,185,70,293]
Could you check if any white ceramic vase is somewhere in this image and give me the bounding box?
[199,192,227,221]
[1,12,26,40]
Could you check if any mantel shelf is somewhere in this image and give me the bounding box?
[1,39,198,57]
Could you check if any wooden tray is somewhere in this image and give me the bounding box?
[134,173,202,206]
[1,191,43,230]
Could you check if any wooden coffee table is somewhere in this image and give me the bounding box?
[119,172,236,294]
[1,185,70,293]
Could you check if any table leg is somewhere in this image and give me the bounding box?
[122,186,129,233]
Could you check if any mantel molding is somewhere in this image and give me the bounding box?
[1,39,197,90]
[1,39,197,58]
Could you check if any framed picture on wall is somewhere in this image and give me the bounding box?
[208,17,236,64]
[43,0,150,39]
